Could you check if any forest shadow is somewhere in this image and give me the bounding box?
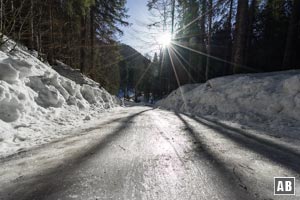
[215,113,300,142]
[1,116,138,163]
[2,108,153,200]
[124,102,154,108]
[180,112,300,173]
[174,112,252,199]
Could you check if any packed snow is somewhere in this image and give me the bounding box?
[157,71,300,141]
[0,37,120,158]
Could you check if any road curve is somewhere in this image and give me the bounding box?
[0,106,299,200]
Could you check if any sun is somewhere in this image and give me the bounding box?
[157,32,172,47]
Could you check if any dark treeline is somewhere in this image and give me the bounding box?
[1,0,300,99]
[0,0,129,93]
[119,44,153,100]
[147,0,300,97]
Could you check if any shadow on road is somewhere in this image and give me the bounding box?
[181,113,300,173]
[174,112,251,199]
[2,108,153,200]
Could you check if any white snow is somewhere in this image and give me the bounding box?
[0,37,120,158]
[157,71,300,141]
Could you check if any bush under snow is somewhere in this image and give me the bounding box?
[0,37,119,157]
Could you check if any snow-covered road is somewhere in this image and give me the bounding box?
[0,106,299,200]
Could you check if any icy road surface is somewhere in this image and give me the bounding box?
[0,106,299,200]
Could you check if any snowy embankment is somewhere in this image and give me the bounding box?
[157,71,300,140]
[0,37,119,157]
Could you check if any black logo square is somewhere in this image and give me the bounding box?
[274,177,295,195]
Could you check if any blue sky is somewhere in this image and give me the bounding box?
[119,0,161,56]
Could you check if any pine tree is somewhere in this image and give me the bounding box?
[232,0,248,73]
[205,0,213,81]
[283,0,300,69]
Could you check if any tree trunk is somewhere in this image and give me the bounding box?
[232,0,248,73]
[225,0,233,75]
[29,0,34,50]
[80,15,86,73]
[205,0,212,81]
[0,0,3,32]
[38,6,43,54]
[11,0,15,38]
[245,0,256,65]
[171,0,175,36]
[282,0,300,69]
[198,0,206,82]
[90,6,95,76]
[48,3,54,64]
[68,16,72,66]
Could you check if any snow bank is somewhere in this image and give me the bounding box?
[0,37,119,157]
[157,71,300,137]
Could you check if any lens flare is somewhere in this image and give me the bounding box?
[158,32,172,47]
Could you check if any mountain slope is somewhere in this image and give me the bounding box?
[119,44,151,93]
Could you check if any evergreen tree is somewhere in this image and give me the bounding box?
[0,0,128,93]
[232,0,248,73]
[283,0,300,69]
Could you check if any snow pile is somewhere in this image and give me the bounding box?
[53,61,100,87]
[157,71,300,137]
[0,37,119,157]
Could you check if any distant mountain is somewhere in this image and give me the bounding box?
[119,44,150,67]
[118,44,151,96]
